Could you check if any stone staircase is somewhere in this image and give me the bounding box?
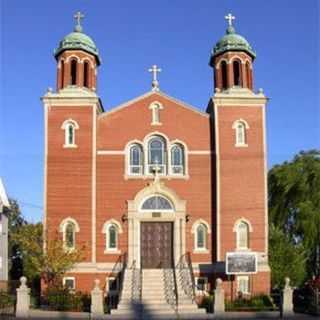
[111,268,206,319]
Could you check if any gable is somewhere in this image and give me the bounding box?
[97,91,211,150]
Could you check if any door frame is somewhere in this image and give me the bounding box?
[127,182,187,268]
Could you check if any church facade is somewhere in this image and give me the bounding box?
[42,13,270,298]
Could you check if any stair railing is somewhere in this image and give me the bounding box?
[130,260,142,302]
[176,252,196,302]
[163,265,178,312]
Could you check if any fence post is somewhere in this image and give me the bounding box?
[91,279,104,319]
[16,276,30,318]
[214,278,225,315]
[282,277,294,317]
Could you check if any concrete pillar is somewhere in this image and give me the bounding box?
[282,277,294,317]
[91,279,104,319]
[16,276,30,318]
[214,278,225,315]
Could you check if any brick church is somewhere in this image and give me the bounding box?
[42,12,270,301]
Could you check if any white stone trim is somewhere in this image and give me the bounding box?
[102,219,123,234]
[215,58,229,69]
[43,104,48,251]
[188,150,211,155]
[65,55,81,63]
[98,90,209,120]
[81,57,94,68]
[61,119,79,148]
[191,219,211,253]
[232,118,250,129]
[98,150,125,155]
[191,219,211,234]
[232,119,249,147]
[92,106,97,263]
[262,104,269,254]
[214,102,221,261]
[229,55,246,64]
[233,218,253,232]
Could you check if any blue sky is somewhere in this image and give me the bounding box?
[1,0,319,222]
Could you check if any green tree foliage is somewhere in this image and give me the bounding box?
[268,150,320,281]
[269,224,306,288]
[11,223,84,287]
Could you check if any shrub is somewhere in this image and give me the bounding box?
[226,294,275,311]
[198,294,214,313]
[0,291,15,314]
[44,286,91,312]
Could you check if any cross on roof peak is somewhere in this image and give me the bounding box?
[148,64,162,91]
[74,11,84,32]
[225,13,235,27]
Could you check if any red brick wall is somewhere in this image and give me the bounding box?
[46,105,93,261]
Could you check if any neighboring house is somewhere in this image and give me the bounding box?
[0,178,10,291]
[43,13,270,299]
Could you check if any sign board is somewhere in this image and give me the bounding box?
[226,252,257,275]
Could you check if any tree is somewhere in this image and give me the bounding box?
[269,224,306,288]
[268,150,320,279]
[8,199,27,280]
[11,224,84,287]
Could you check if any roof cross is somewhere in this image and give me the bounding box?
[74,11,84,32]
[225,13,235,27]
[148,64,162,91]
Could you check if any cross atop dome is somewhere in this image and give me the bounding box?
[224,13,235,27]
[74,11,84,32]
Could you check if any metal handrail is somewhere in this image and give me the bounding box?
[163,267,178,312]
[176,252,196,302]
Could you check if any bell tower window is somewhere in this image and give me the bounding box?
[221,61,228,90]
[246,62,252,89]
[83,61,89,88]
[60,60,65,89]
[70,60,77,85]
[233,60,241,86]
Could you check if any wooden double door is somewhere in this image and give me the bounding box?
[140,222,173,268]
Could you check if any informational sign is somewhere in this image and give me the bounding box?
[226,252,257,275]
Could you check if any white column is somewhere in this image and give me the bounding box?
[214,278,225,315]
[282,277,294,316]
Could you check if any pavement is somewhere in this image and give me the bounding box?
[1,310,316,320]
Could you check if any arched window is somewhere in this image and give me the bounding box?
[141,195,174,211]
[129,144,143,175]
[60,60,65,88]
[246,62,252,89]
[83,61,89,88]
[237,221,250,249]
[65,222,76,249]
[148,136,166,174]
[221,61,228,89]
[196,224,207,250]
[102,219,123,253]
[61,119,79,148]
[233,60,241,87]
[107,224,118,250]
[232,119,249,147]
[171,144,184,175]
[70,60,77,85]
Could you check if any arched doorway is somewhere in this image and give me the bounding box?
[127,182,187,268]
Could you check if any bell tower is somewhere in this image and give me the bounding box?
[208,14,270,294]
[210,13,255,92]
[54,11,101,91]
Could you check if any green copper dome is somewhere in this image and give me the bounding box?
[54,28,101,65]
[210,25,255,65]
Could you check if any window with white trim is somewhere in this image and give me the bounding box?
[232,119,249,147]
[171,144,184,175]
[149,102,163,125]
[63,277,75,290]
[148,136,166,174]
[236,221,250,250]
[64,222,76,250]
[129,144,143,175]
[106,224,118,251]
[61,119,79,148]
[237,276,250,294]
[196,224,207,250]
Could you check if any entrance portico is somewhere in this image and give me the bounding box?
[127,179,187,268]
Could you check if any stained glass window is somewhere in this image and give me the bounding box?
[108,225,117,249]
[65,222,75,249]
[129,144,143,174]
[171,144,184,174]
[141,196,173,211]
[148,137,166,174]
[196,224,207,249]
